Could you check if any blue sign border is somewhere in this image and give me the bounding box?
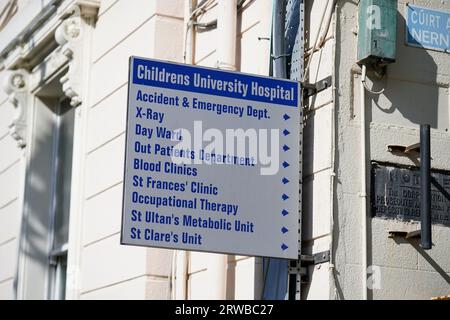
[130,56,299,107]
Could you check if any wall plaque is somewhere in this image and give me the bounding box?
[371,163,450,227]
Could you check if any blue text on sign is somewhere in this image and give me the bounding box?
[131,58,299,107]
[406,4,450,52]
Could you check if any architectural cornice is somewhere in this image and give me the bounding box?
[54,1,99,107]
[1,0,100,147]
[1,0,100,70]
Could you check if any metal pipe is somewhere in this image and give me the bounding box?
[217,0,237,70]
[183,0,196,64]
[272,0,286,78]
[208,0,238,299]
[420,124,432,250]
[175,251,189,299]
[302,0,330,82]
[360,65,368,300]
[263,0,290,301]
[174,0,196,300]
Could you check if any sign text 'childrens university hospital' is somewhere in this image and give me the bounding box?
[406,4,450,53]
[121,57,301,259]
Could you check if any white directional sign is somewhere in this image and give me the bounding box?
[121,57,300,259]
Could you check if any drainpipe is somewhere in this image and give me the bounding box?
[272,0,286,78]
[360,65,368,300]
[174,0,197,300]
[217,0,237,71]
[175,251,189,299]
[208,0,237,300]
[183,0,196,64]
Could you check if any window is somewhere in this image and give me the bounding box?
[19,76,75,300]
[47,98,74,300]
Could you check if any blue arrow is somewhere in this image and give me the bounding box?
[282,209,289,216]
[283,114,290,121]
[282,194,289,201]
[281,244,288,251]
[283,129,290,136]
[282,161,290,168]
[282,144,290,152]
[282,177,289,184]
[281,227,289,234]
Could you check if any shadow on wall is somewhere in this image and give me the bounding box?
[368,11,441,130]
[390,236,450,285]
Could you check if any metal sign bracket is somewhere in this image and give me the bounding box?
[300,250,331,266]
[291,250,331,284]
[301,76,332,100]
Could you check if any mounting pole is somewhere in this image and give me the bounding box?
[420,124,432,250]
